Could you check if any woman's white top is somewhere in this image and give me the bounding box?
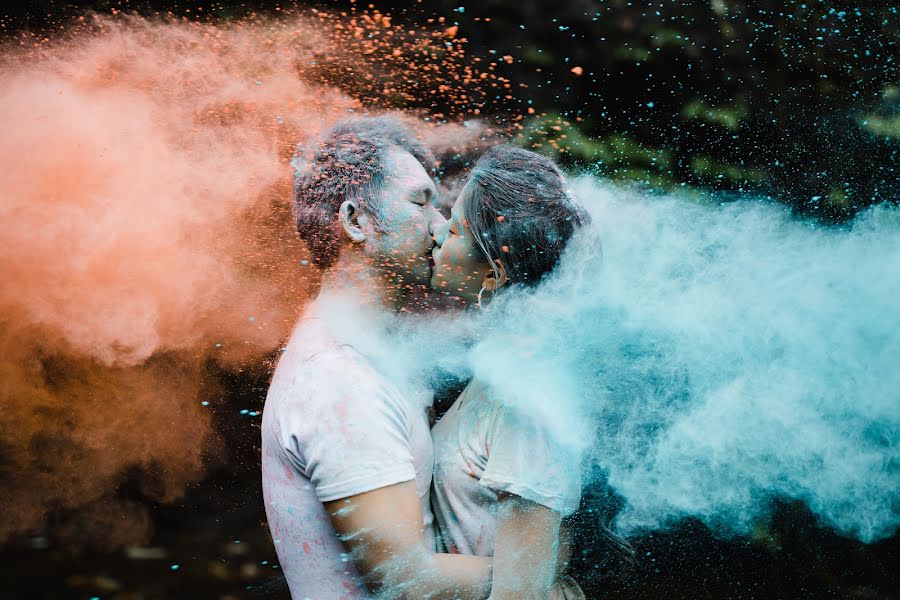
[430,380,582,556]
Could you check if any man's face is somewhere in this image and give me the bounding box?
[364,146,444,288]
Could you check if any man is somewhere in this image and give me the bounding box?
[261,117,493,599]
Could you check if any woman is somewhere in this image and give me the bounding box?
[429,145,589,599]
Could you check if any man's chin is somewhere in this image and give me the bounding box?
[426,275,453,299]
[396,266,435,296]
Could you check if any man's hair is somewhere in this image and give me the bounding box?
[292,116,435,268]
[463,145,590,287]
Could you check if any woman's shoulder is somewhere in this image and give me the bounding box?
[459,378,505,410]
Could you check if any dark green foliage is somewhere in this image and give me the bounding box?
[421,0,899,221]
[5,0,896,221]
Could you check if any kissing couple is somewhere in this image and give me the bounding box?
[262,116,619,599]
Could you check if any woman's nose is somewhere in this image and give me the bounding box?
[429,211,449,246]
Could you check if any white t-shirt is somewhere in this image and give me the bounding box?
[431,380,582,556]
[261,306,435,599]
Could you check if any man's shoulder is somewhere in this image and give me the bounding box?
[270,342,376,394]
[265,340,414,452]
[265,305,419,423]
[277,313,369,370]
[268,323,394,410]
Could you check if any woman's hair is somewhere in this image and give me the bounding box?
[463,145,589,286]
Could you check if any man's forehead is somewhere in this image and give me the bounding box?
[385,145,425,174]
[384,146,429,180]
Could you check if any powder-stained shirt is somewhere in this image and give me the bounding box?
[430,380,581,556]
[261,310,435,599]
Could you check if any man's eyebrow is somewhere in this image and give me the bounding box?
[415,182,434,194]
[405,182,433,201]
[405,183,433,204]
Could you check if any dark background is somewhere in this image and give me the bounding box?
[5,0,899,222]
[1,1,898,598]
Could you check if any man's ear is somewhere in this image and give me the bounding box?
[338,200,369,243]
[481,259,509,292]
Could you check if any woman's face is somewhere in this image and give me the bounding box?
[430,184,495,305]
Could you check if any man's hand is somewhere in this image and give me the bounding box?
[489,494,562,600]
[556,521,574,574]
[548,575,586,600]
[325,481,492,599]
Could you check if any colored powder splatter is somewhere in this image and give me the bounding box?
[0,8,491,546]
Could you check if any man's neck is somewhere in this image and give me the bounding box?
[317,249,408,314]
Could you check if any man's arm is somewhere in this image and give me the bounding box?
[325,481,492,599]
[489,494,562,600]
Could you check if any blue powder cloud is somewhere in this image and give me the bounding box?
[471,179,899,543]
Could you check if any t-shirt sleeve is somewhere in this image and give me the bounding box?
[480,398,582,516]
[279,350,418,503]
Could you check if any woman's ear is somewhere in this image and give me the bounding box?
[481,259,509,291]
[338,200,369,243]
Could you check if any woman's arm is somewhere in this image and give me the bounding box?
[325,481,492,599]
[489,493,563,600]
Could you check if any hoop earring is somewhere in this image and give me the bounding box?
[476,284,487,309]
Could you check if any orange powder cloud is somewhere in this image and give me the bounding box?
[0,11,489,546]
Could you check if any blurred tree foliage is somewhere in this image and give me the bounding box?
[417,0,899,222]
[5,0,898,221]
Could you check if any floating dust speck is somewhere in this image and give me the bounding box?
[225,541,249,556]
[66,575,122,593]
[125,546,167,560]
[209,561,229,579]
